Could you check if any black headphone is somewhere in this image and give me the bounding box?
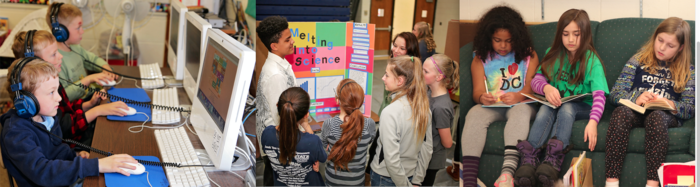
[11,30,41,118]
[50,3,69,42]
[10,57,41,118]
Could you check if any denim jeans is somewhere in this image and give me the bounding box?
[526,102,591,149]
[370,169,413,186]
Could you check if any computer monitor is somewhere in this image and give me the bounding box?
[167,0,187,80]
[190,29,255,170]
[184,12,212,100]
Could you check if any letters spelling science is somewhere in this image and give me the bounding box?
[285,22,375,117]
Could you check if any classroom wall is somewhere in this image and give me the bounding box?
[355,0,371,23]
[433,0,459,54]
[459,0,695,22]
[391,0,416,40]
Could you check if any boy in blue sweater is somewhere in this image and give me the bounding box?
[1,58,137,187]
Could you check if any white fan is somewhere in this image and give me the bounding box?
[103,0,151,63]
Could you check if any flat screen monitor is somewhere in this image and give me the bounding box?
[190,29,255,171]
[184,12,212,100]
[167,0,187,80]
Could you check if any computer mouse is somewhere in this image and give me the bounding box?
[100,80,117,86]
[120,162,145,175]
[120,107,137,115]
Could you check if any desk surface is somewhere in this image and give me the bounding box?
[84,66,253,187]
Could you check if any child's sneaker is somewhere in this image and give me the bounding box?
[513,140,540,187]
[536,137,567,187]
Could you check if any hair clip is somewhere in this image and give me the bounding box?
[411,56,414,62]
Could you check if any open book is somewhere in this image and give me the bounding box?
[521,93,591,109]
[619,99,675,114]
[482,99,537,108]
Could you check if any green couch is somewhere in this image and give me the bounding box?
[457,18,695,187]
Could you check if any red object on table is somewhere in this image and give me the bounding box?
[107,59,138,66]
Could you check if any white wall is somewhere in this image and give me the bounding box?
[355,0,371,23]
[459,0,695,22]
[433,0,459,54]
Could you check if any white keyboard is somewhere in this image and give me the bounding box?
[139,63,164,89]
[152,87,181,124]
[155,127,211,187]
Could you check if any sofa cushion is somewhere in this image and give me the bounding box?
[594,18,695,91]
[528,21,599,61]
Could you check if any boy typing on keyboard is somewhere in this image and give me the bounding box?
[47,2,118,102]
[1,58,138,186]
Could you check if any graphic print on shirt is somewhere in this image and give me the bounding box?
[636,64,677,100]
[266,146,315,187]
[482,51,530,101]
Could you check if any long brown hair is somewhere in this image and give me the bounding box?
[389,32,421,60]
[415,22,436,52]
[328,79,365,171]
[276,87,310,165]
[540,9,602,85]
[388,55,430,143]
[636,17,692,93]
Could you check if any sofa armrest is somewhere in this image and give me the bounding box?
[684,118,695,156]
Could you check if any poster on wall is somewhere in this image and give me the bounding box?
[285,22,375,118]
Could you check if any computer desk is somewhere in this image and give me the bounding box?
[84,66,255,187]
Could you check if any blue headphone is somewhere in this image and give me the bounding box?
[50,3,69,42]
[11,30,41,118]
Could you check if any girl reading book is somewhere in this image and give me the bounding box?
[604,17,695,187]
[461,6,539,187]
[514,9,609,187]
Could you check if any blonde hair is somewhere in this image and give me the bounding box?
[428,54,459,91]
[46,2,82,27]
[415,22,436,52]
[11,30,57,58]
[637,17,692,93]
[387,55,430,143]
[5,58,59,99]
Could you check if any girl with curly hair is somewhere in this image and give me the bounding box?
[461,5,539,187]
[413,22,436,63]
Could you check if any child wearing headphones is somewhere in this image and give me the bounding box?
[11,30,129,149]
[0,58,138,187]
[47,2,117,102]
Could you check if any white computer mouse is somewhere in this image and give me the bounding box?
[120,162,145,175]
[120,107,137,115]
[100,80,117,86]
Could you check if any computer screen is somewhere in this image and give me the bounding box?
[184,12,211,100]
[190,29,255,171]
[197,38,239,132]
[167,0,187,80]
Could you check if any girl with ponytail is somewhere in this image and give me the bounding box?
[320,79,376,186]
[421,54,459,186]
[260,87,327,186]
[370,55,432,186]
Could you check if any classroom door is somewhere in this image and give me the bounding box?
[413,0,436,29]
[370,0,394,51]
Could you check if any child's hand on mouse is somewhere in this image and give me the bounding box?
[95,101,129,116]
[98,154,138,176]
[543,85,562,107]
[480,93,497,105]
[85,73,113,86]
[76,151,90,159]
